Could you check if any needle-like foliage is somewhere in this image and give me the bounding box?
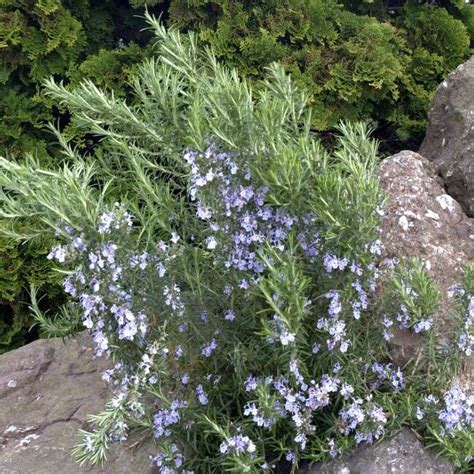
[0,15,471,473]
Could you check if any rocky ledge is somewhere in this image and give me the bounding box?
[420,56,474,217]
[304,428,453,474]
[0,332,156,474]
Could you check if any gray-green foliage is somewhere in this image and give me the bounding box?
[29,286,81,338]
[0,14,380,252]
[0,17,471,472]
[2,0,472,358]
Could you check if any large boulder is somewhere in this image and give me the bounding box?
[304,428,453,474]
[376,151,474,387]
[0,332,157,473]
[419,56,474,217]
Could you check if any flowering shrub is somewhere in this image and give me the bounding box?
[384,260,440,336]
[451,265,474,358]
[2,1,472,358]
[0,17,472,472]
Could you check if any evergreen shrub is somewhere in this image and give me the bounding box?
[0,19,471,471]
[0,0,157,159]
[167,0,472,144]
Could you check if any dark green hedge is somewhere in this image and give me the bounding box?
[167,0,471,144]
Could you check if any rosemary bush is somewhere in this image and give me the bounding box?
[0,17,472,472]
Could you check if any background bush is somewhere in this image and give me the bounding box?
[0,0,472,352]
[0,0,158,160]
[0,0,471,160]
[167,0,471,145]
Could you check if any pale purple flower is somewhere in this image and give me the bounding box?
[340,383,354,400]
[171,232,180,244]
[244,403,275,428]
[196,384,208,405]
[196,205,212,220]
[369,240,383,256]
[206,236,217,249]
[327,438,340,458]
[244,375,258,392]
[98,212,115,234]
[350,261,363,276]
[416,406,425,420]
[413,318,433,333]
[201,339,217,357]
[324,254,347,273]
[47,245,66,263]
[280,330,296,346]
[72,237,87,252]
[438,386,474,433]
[175,345,184,359]
[63,277,76,296]
[295,432,307,449]
[219,434,256,455]
[153,400,186,438]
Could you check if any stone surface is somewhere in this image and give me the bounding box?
[376,151,474,388]
[303,429,453,474]
[0,332,157,473]
[419,56,474,217]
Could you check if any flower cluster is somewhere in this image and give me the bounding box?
[458,296,473,356]
[338,397,387,444]
[456,291,473,357]
[219,433,257,456]
[383,300,433,341]
[245,361,341,450]
[151,444,190,473]
[317,290,350,352]
[369,363,404,392]
[48,206,154,356]
[316,251,378,352]
[153,400,187,439]
[438,387,474,435]
[185,146,320,282]
[265,314,297,347]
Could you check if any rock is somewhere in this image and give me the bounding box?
[303,428,453,474]
[376,151,474,387]
[419,56,474,217]
[0,332,157,473]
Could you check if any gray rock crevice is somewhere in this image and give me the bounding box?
[420,56,474,217]
[304,428,453,473]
